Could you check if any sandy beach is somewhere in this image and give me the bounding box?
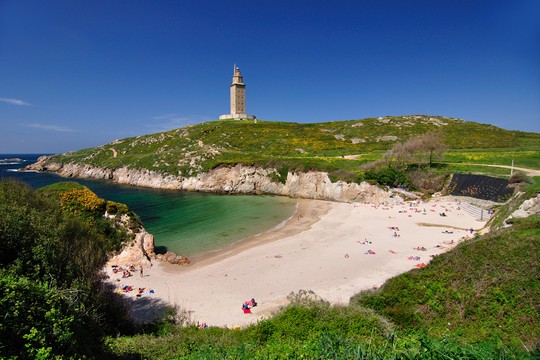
[106,196,486,328]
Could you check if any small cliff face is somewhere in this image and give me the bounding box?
[509,193,540,220]
[27,156,394,203]
[108,229,156,267]
[107,228,191,267]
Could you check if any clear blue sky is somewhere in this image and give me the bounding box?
[1,1,539,153]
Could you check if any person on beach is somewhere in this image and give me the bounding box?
[140,267,143,277]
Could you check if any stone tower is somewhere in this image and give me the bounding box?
[219,65,256,120]
[230,65,245,115]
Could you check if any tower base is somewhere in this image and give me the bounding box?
[219,114,256,120]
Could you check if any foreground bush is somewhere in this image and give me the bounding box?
[0,180,136,357]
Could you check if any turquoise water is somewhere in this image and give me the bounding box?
[114,189,297,258]
[0,154,297,258]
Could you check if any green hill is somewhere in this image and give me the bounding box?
[47,115,540,180]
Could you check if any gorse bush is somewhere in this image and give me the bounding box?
[106,200,129,215]
[60,187,106,216]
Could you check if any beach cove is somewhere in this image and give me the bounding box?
[107,196,486,327]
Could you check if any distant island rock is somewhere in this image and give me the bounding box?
[0,157,24,164]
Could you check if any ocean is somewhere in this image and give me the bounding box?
[0,154,297,259]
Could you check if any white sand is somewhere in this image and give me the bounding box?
[106,196,485,328]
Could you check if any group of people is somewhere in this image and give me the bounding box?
[135,287,154,298]
[388,226,401,238]
[112,265,132,278]
[111,264,144,278]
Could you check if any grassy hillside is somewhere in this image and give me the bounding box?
[48,115,540,180]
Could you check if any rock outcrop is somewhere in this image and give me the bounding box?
[107,228,191,267]
[27,156,396,204]
[508,193,540,220]
[108,229,156,267]
[155,251,191,266]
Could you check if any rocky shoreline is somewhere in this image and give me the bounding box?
[26,156,398,204]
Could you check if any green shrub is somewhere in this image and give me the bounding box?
[106,200,129,216]
[269,165,289,184]
[0,274,85,358]
[328,168,364,183]
[352,223,540,349]
[365,167,409,187]
[509,171,533,184]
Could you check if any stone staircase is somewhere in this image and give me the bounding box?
[461,202,493,221]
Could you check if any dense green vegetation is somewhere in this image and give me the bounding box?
[0,180,138,358]
[44,116,540,183]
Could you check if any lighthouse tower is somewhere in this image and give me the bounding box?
[219,65,256,120]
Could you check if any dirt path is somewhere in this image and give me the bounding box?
[338,155,540,177]
[450,163,540,177]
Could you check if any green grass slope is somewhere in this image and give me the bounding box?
[47,115,540,180]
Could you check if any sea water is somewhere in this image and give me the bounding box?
[0,154,297,258]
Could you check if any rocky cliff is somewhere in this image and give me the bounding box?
[107,227,191,268]
[27,156,396,204]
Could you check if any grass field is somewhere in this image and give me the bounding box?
[45,116,539,181]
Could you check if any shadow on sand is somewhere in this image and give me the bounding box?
[121,294,172,324]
